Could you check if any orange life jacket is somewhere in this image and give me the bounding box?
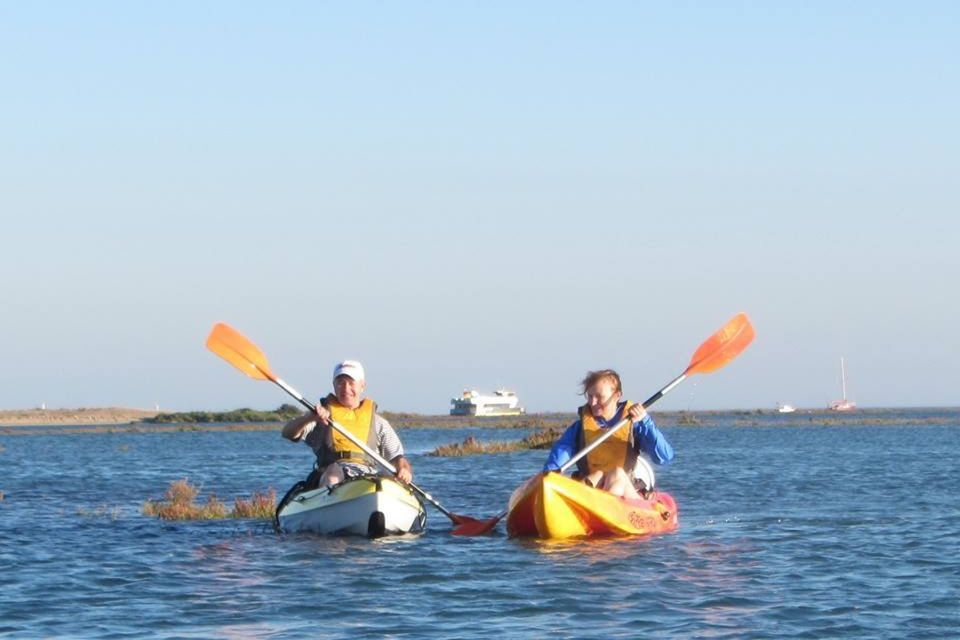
[314,395,378,468]
[576,401,637,476]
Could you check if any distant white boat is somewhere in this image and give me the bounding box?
[450,389,525,416]
[829,357,857,411]
[777,403,796,414]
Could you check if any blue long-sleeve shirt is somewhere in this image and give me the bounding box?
[543,402,674,472]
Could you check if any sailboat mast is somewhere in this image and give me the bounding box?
[840,357,847,401]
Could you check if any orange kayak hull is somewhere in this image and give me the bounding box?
[505,472,679,539]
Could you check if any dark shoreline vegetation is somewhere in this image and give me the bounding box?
[430,428,563,456]
[142,406,576,429]
[144,404,303,424]
[132,405,960,430]
[2,407,957,438]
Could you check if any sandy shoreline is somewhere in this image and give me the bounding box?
[0,408,161,426]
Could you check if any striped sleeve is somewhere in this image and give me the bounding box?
[375,415,405,461]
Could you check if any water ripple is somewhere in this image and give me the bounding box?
[2,418,959,638]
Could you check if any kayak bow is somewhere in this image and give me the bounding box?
[276,475,427,537]
[505,472,678,539]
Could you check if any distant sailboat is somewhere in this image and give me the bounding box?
[829,357,857,411]
[777,403,796,413]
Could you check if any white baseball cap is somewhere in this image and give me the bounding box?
[333,360,365,382]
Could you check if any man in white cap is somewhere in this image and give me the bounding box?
[282,360,413,488]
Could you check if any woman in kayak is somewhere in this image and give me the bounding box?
[543,369,673,500]
[282,360,414,488]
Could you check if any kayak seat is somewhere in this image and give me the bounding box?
[303,468,323,491]
[632,456,656,493]
[274,480,308,532]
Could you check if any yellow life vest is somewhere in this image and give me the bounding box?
[317,395,378,465]
[576,401,637,476]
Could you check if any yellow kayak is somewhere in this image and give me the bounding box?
[505,472,678,539]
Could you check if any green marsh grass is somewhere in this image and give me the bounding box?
[145,404,301,424]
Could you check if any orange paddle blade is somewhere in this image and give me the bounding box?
[206,323,276,381]
[684,313,755,375]
[451,513,505,536]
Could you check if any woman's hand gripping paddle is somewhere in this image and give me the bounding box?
[463,312,757,535]
[205,322,490,534]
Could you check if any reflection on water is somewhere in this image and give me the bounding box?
[2,415,960,638]
[667,538,761,589]
[515,533,666,560]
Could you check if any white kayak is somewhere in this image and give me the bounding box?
[275,475,427,537]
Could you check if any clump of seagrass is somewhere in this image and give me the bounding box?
[143,478,275,520]
[431,436,517,456]
[522,428,561,449]
[430,428,562,457]
[232,489,277,519]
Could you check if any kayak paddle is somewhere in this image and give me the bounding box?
[459,312,756,536]
[205,322,490,534]
[559,312,755,473]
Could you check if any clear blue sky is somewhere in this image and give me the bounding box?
[2,2,957,412]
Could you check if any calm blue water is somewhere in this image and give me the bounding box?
[2,412,959,638]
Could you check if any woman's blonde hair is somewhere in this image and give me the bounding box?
[580,369,622,396]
